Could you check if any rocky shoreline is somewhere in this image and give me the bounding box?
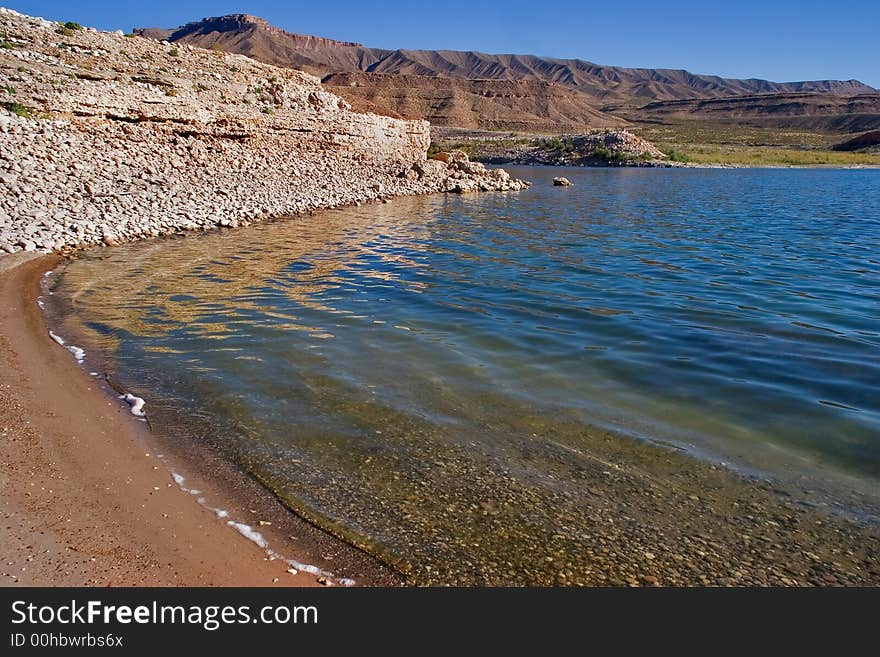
[0,8,527,256]
[431,128,680,168]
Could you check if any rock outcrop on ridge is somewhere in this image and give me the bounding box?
[434,129,669,167]
[0,8,528,255]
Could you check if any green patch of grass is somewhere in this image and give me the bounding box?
[662,147,691,163]
[168,48,179,58]
[1,41,15,49]
[261,106,274,114]
[193,83,208,92]
[2,101,32,118]
[124,33,136,38]
[2,85,15,95]
[592,145,613,160]
[629,120,880,166]
[55,27,74,37]
[63,21,83,31]
[674,146,880,166]
[17,66,27,73]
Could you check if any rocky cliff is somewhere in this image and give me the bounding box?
[0,8,526,254]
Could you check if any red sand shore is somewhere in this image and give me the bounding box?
[0,253,397,586]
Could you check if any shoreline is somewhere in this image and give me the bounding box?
[2,9,878,586]
[0,253,400,586]
[8,236,880,585]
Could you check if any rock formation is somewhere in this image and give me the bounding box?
[435,130,668,167]
[0,8,527,254]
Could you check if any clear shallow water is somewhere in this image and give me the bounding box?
[52,167,880,581]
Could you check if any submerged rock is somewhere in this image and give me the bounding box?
[553,176,573,186]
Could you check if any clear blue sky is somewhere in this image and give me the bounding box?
[7,0,879,87]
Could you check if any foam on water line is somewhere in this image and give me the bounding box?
[41,269,54,295]
[168,470,350,584]
[67,344,85,363]
[48,329,85,363]
[121,393,145,416]
[227,521,269,549]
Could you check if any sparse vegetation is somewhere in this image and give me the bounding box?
[1,40,14,49]
[2,85,15,95]
[632,121,880,166]
[261,106,274,114]
[168,48,179,58]
[663,148,691,163]
[63,21,83,31]
[592,145,614,160]
[2,101,32,118]
[193,83,208,92]
[665,146,880,166]
[55,27,74,37]
[537,137,569,152]
[164,88,178,97]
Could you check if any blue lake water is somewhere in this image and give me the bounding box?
[51,166,880,582]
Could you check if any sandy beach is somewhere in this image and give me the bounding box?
[0,253,400,586]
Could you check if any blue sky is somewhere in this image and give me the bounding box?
[7,0,879,87]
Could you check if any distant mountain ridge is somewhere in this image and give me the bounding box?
[135,14,875,103]
[134,14,877,133]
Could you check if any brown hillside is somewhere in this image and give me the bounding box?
[135,15,875,104]
[622,93,880,133]
[323,72,626,131]
[833,130,880,151]
[135,14,877,134]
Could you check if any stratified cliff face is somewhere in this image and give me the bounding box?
[322,72,629,132]
[0,8,526,254]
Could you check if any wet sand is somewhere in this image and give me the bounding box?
[2,252,879,586]
[0,253,399,586]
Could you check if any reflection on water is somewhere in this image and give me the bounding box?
[53,167,880,583]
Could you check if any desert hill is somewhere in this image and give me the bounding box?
[619,93,880,133]
[322,72,627,131]
[135,14,877,136]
